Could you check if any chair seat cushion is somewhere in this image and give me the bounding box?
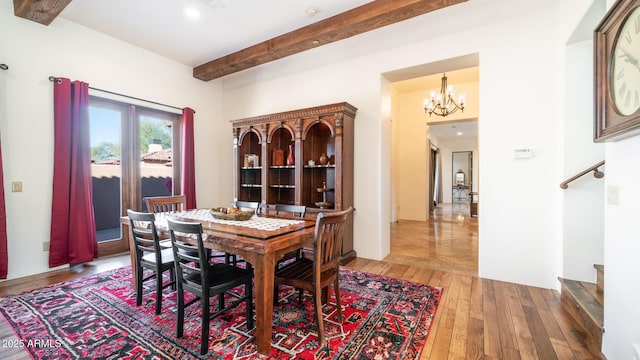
[183,263,252,291]
[142,248,174,264]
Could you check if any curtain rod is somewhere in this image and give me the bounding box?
[48,76,191,113]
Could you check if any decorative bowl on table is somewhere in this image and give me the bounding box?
[210,207,254,221]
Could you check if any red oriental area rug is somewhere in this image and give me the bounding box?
[0,266,441,359]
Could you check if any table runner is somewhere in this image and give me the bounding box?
[154,209,304,232]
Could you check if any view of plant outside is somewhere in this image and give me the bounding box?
[89,106,174,242]
[138,114,174,213]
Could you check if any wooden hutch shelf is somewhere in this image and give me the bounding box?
[231,102,356,263]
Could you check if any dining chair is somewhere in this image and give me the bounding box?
[144,195,186,213]
[127,209,175,315]
[274,204,306,218]
[273,206,353,347]
[274,204,307,270]
[145,195,230,263]
[167,218,254,355]
[235,200,261,214]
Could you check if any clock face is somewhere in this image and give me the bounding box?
[612,6,640,116]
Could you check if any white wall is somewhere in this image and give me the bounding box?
[219,0,565,288]
[393,91,428,221]
[597,0,640,357]
[0,2,227,279]
[602,136,640,359]
[562,38,605,283]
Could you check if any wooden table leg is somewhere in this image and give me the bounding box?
[253,254,275,355]
[122,223,137,289]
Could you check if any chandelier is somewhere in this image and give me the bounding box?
[423,73,465,117]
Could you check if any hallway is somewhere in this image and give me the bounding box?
[385,202,478,276]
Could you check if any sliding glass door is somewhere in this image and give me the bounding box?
[138,111,178,211]
[89,97,181,256]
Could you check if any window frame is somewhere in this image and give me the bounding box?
[89,96,183,256]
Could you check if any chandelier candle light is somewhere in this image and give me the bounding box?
[423,73,465,117]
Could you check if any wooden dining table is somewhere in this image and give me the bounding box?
[121,209,316,355]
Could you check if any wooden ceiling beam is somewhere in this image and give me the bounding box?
[13,0,72,26]
[193,0,467,81]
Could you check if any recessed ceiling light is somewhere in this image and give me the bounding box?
[184,6,201,19]
[457,132,463,136]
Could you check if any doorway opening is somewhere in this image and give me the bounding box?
[386,58,479,275]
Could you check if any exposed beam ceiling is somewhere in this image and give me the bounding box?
[13,0,72,26]
[13,0,467,82]
[194,0,467,81]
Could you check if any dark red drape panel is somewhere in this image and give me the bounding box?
[50,78,98,267]
[181,108,196,209]
[0,136,7,279]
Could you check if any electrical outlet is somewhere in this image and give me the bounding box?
[11,181,22,192]
[42,241,50,252]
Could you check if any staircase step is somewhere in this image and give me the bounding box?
[558,277,604,359]
[594,264,604,294]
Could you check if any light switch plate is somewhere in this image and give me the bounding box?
[607,185,619,206]
[513,148,532,159]
[11,181,22,192]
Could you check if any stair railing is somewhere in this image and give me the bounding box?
[560,161,605,189]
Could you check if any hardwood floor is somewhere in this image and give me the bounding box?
[0,204,594,359]
[385,202,478,276]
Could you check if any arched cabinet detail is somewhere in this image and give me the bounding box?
[233,128,263,203]
[230,102,357,263]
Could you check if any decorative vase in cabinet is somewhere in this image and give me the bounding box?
[319,153,328,165]
[273,149,284,166]
[286,144,295,166]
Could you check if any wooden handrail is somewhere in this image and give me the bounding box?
[560,161,605,189]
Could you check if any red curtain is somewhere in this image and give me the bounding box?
[181,108,196,209]
[49,78,97,267]
[0,137,7,279]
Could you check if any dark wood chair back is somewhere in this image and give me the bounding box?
[128,210,161,261]
[274,204,307,268]
[145,195,186,213]
[235,200,261,214]
[166,217,254,355]
[313,207,351,274]
[274,204,306,218]
[127,209,175,314]
[166,219,208,284]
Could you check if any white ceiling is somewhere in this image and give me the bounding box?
[59,0,373,67]
[428,120,478,142]
[57,0,478,141]
[391,66,479,94]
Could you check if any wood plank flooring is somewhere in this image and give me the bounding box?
[0,204,595,359]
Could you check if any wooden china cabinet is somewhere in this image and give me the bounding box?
[231,102,357,263]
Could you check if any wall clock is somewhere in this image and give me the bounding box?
[594,0,640,142]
